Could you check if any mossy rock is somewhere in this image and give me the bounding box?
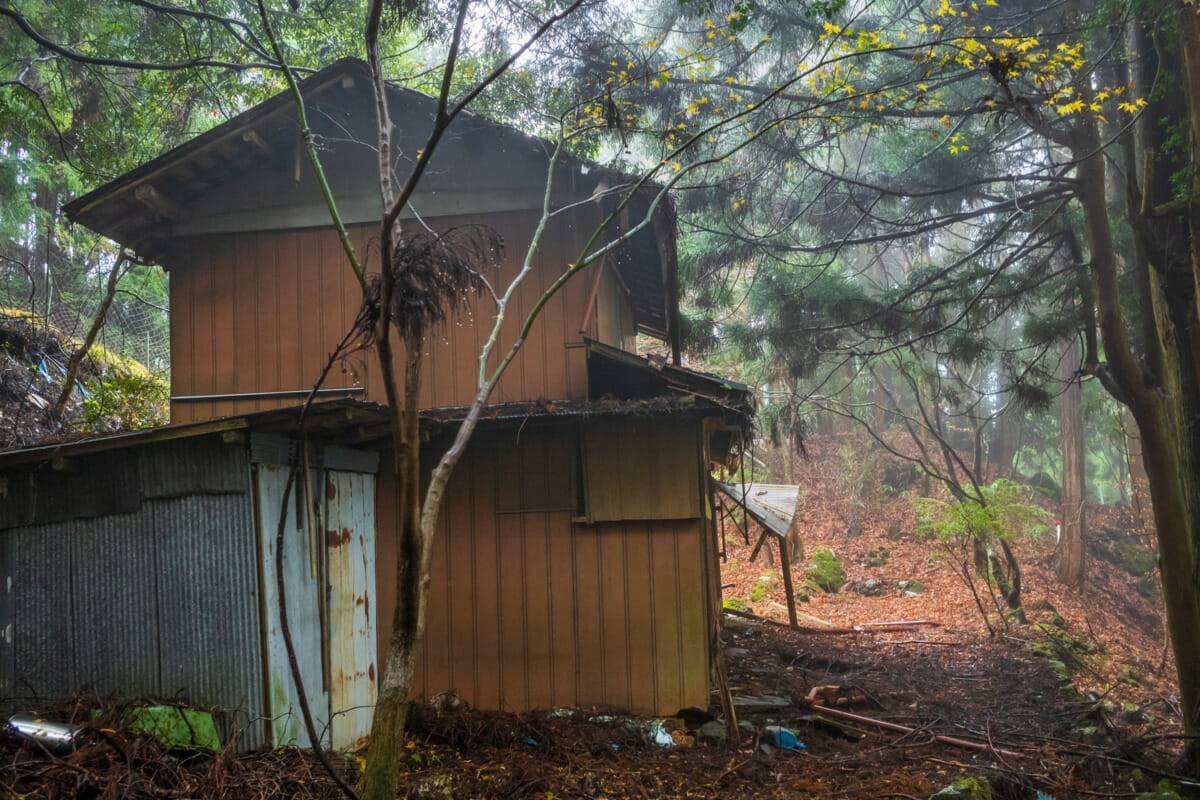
[929,777,993,800]
[1029,472,1061,502]
[1033,624,1095,671]
[1089,525,1157,578]
[723,597,747,611]
[807,548,845,593]
[897,579,926,595]
[863,547,890,567]
[881,461,920,495]
[1031,598,1057,613]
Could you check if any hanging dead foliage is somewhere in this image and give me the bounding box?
[387,224,504,340]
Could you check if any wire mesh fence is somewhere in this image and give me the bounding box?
[0,257,170,375]
[0,255,171,446]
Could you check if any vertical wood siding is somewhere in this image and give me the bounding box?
[375,427,711,715]
[168,206,621,423]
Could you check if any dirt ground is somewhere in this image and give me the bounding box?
[0,434,1188,799]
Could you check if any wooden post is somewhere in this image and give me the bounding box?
[717,495,727,561]
[777,535,798,627]
[748,528,772,562]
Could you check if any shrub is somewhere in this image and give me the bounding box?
[80,368,169,432]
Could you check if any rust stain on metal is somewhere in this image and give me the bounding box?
[325,527,352,548]
[326,479,337,501]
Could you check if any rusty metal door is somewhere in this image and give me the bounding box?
[254,463,330,748]
[324,470,377,750]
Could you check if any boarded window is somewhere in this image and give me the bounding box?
[582,418,700,521]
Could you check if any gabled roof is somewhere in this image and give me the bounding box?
[63,58,679,342]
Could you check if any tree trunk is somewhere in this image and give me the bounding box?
[50,253,129,419]
[361,338,425,799]
[1072,19,1200,763]
[1055,338,1086,588]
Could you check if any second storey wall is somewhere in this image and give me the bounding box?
[166,206,635,423]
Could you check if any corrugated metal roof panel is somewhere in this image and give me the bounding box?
[0,454,141,531]
[713,481,800,538]
[137,437,248,498]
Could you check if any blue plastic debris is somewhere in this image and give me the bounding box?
[764,725,805,750]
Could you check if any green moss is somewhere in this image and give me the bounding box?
[863,547,889,567]
[1089,525,1157,578]
[1137,779,1185,800]
[929,777,993,800]
[807,548,845,593]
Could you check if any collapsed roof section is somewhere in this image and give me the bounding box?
[712,481,801,539]
[62,58,679,343]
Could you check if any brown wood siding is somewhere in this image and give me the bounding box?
[168,206,614,423]
[375,428,711,715]
[584,418,702,521]
[596,263,636,352]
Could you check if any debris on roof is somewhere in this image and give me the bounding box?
[713,481,801,538]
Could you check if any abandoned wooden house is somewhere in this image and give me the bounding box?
[0,58,751,747]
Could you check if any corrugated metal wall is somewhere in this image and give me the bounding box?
[377,423,711,715]
[0,437,268,747]
[168,205,633,424]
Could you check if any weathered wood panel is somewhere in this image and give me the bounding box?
[169,206,615,423]
[584,418,701,522]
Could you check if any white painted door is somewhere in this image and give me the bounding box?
[254,464,330,748]
[324,470,377,750]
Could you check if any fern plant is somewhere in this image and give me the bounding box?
[916,479,1049,633]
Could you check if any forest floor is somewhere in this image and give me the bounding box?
[0,434,1187,799]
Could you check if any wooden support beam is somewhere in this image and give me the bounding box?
[722,498,751,545]
[577,257,608,335]
[718,495,727,562]
[722,607,940,635]
[294,127,303,183]
[777,535,798,627]
[134,184,188,221]
[608,259,631,296]
[242,130,273,157]
[748,527,772,562]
